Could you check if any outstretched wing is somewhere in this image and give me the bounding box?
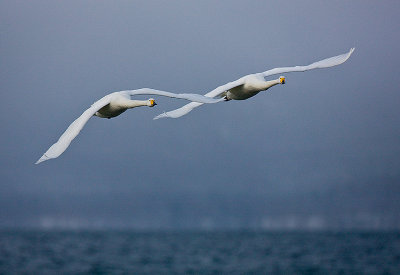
[35,94,114,164]
[36,88,224,164]
[120,88,225,103]
[154,48,355,119]
[259,48,355,78]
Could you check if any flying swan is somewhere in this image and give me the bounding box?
[154,48,355,120]
[35,89,224,164]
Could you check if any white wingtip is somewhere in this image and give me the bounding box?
[347,47,355,60]
[339,47,355,65]
[35,154,50,164]
[153,112,168,120]
[35,158,44,165]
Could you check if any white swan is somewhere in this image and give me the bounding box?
[35,88,224,164]
[154,48,355,120]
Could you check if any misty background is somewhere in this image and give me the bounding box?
[1,1,399,230]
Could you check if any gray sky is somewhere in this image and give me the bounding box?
[1,0,399,230]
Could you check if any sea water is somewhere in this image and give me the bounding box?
[1,230,399,274]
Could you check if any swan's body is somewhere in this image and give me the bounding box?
[36,88,224,164]
[154,48,354,119]
[224,75,285,100]
[94,93,156,118]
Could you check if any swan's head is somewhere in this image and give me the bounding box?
[279,76,285,84]
[148,98,157,107]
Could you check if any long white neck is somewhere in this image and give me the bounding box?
[258,78,281,91]
[243,75,282,92]
[120,99,149,109]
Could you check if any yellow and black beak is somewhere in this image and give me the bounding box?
[150,99,157,107]
[280,76,285,84]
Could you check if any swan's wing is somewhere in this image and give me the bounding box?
[120,88,225,103]
[154,48,354,120]
[153,78,246,119]
[36,88,224,164]
[35,94,114,164]
[154,101,203,119]
[259,48,355,78]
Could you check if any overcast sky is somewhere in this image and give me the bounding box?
[1,0,399,230]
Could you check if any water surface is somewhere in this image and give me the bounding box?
[1,231,399,274]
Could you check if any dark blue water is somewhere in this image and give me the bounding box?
[1,231,399,274]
